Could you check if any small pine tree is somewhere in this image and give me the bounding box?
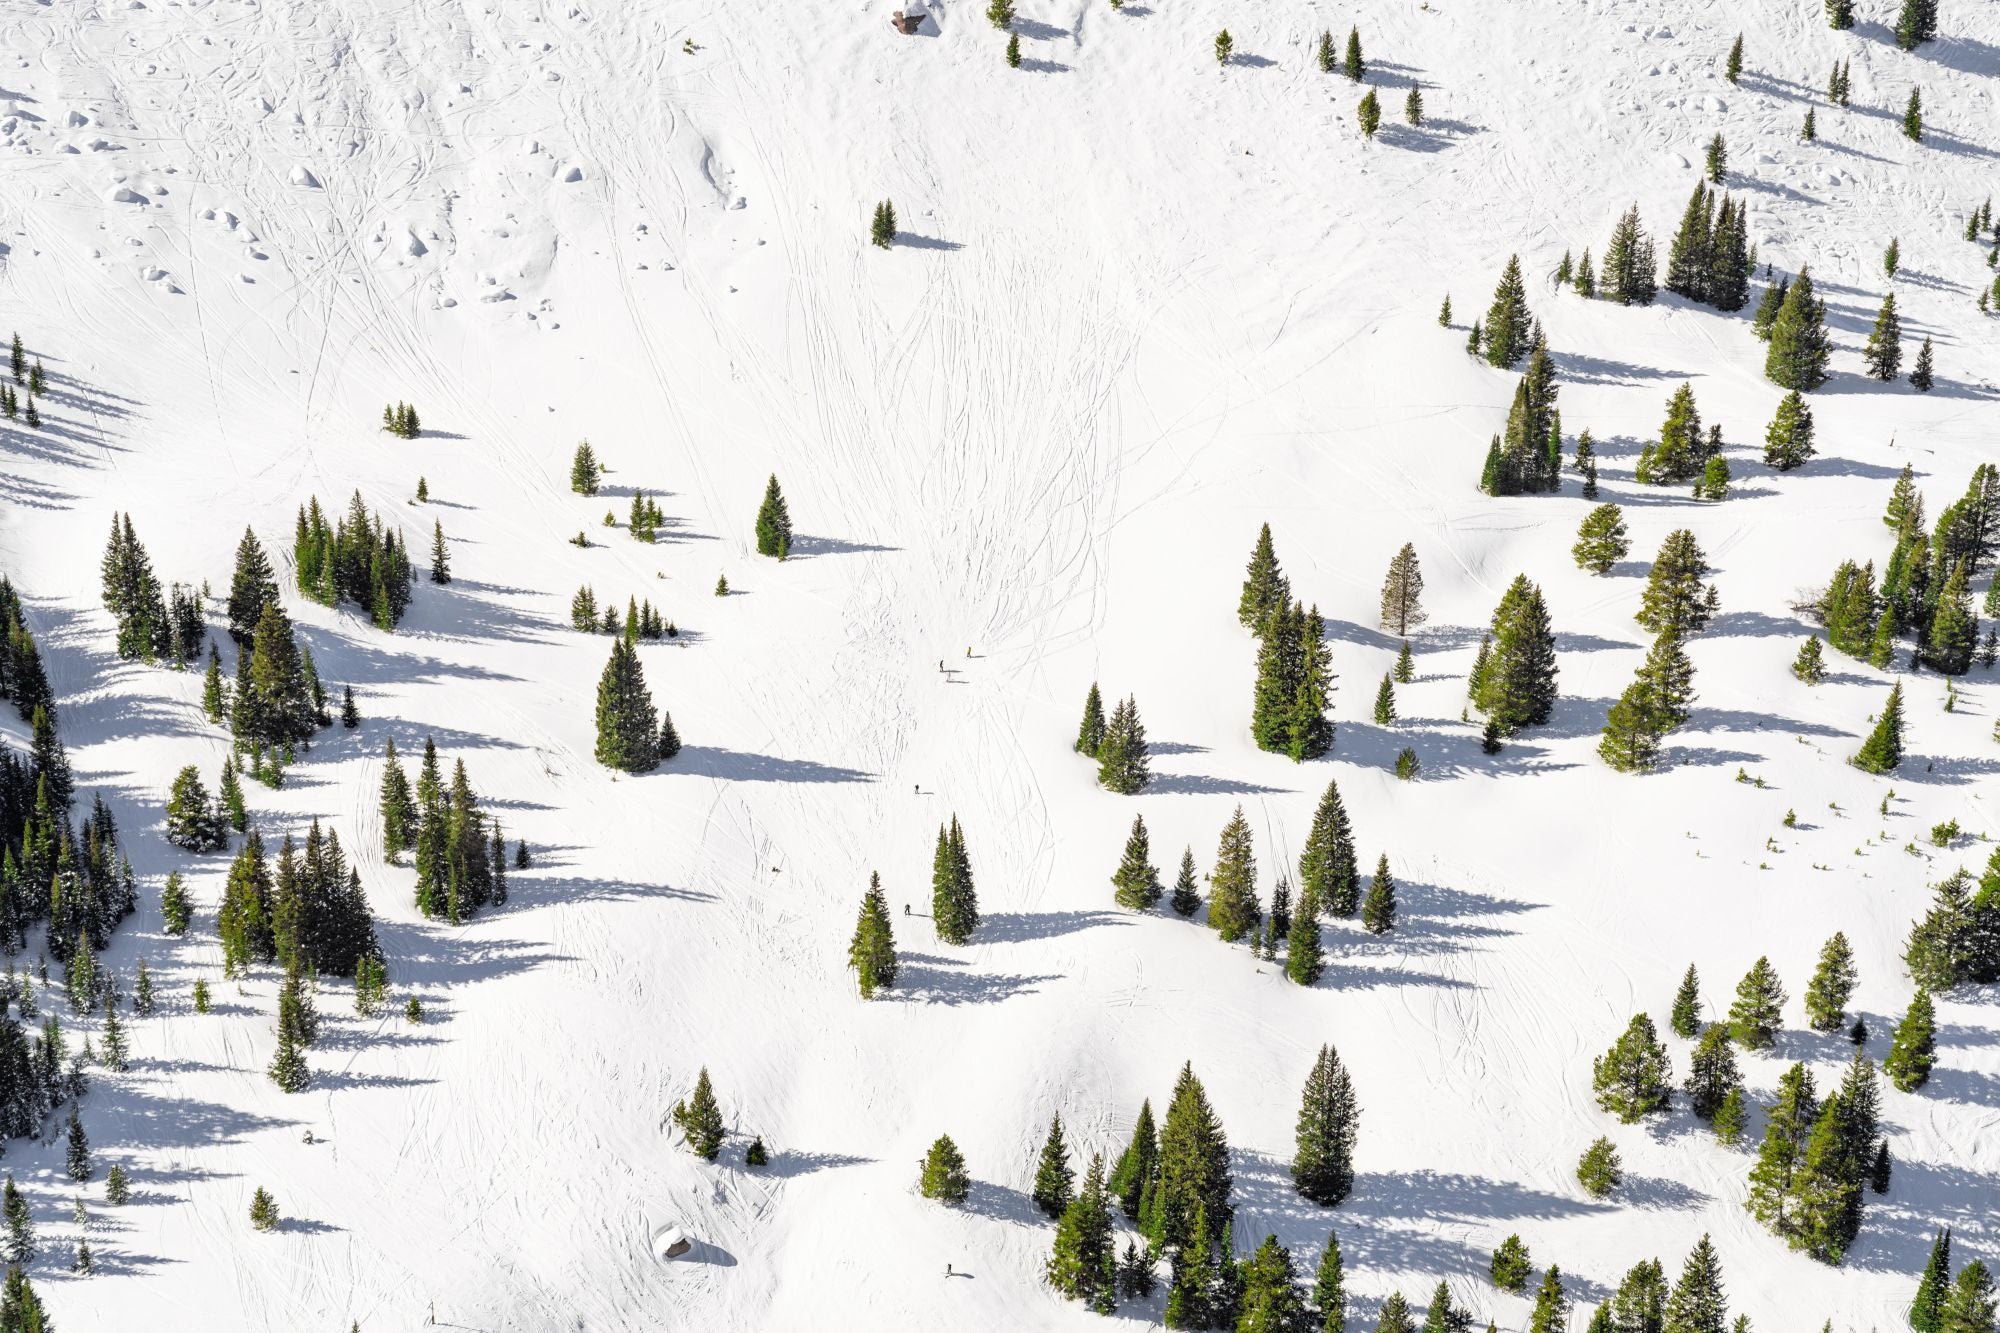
[1342,26,1364,80]
[1006,32,1020,67]
[1361,854,1395,935]
[672,1068,727,1159]
[1903,88,1922,143]
[64,1104,91,1181]
[1373,673,1396,726]
[1705,132,1727,184]
[569,441,602,495]
[1593,1013,1674,1121]
[870,200,897,249]
[1864,292,1904,381]
[1492,1234,1532,1292]
[1208,806,1260,942]
[1357,89,1381,138]
[1728,957,1787,1050]
[1670,964,1703,1037]
[1764,391,1816,471]
[1803,932,1857,1033]
[1111,815,1162,911]
[1290,1043,1359,1205]
[1884,990,1935,1091]
[162,869,192,935]
[1910,337,1934,391]
[1316,29,1335,74]
[1405,87,1423,127]
[1379,544,1427,636]
[250,1186,279,1231]
[1438,294,1452,326]
[1170,847,1201,917]
[848,872,898,999]
[754,475,792,559]
[1792,634,1826,684]
[193,977,211,1013]
[106,1163,130,1204]
[1572,503,1630,575]
[920,1134,970,1204]
[2,1176,31,1264]
[1576,1137,1621,1197]
[1032,1116,1075,1219]
[1852,681,1905,773]
[1802,107,1817,142]
[1394,640,1414,683]
[1214,29,1233,66]
[340,684,359,728]
[429,519,451,584]
[1724,34,1743,83]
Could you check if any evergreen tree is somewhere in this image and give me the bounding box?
[672,1068,726,1159]
[1380,543,1427,635]
[593,637,660,774]
[1609,1258,1668,1333]
[1903,88,1922,142]
[1362,854,1395,935]
[101,989,128,1071]
[1312,1230,1346,1333]
[1098,695,1152,793]
[1484,255,1534,368]
[1637,383,1706,486]
[1764,392,1816,471]
[1238,524,1291,634]
[268,964,311,1093]
[931,816,979,945]
[162,869,191,935]
[1394,640,1414,683]
[1684,1024,1742,1121]
[1032,1115,1075,1219]
[164,765,228,851]
[1047,1152,1115,1308]
[1895,0,1937,50]
[64,1103,89,1180]
[227,528,281,646]
[1530,1268,1570,1333]
[1239,1235,1310,1331]
[1911,337,1935,391]
[1766,267,1831,391]
[1291,1043,1358,1205]
[218,760,247,832]
[1574,249,1596,298]
[1594,1013,1674,1121]
[1405,87,1424,127]
[1372,674,1396,726]
[1924,560,1978,674]
[1670,964,1704,1037]
[754,475,792,559]
[1599,632,1697,773]
[1724,34,1743,83]
[570,441,602,495]
[1215,29,1234,67]
[1357,90,1381,138]
[1286,881,1324,985]
[1603,206,1659,306]
[1705,133,1728,184]
[1804,932,1858,1033]
[1577,1137,1621,1197]
[1573,503,1630,575]
[1075,682,1107,757]
[1378,1293,1417,1333]
[1638,531,1718,636]
[870,200,897,248]
[1938,1264,1995,1333]
[1152,1062,1232,1303]
[1316,29,1335,73]
[1342,26,1364,80]
[250,1186,279,1231]
[1475,576,1559,733]
[1108,1099,1158,1219]
[1864,293,1904,381]
[1852,682,1905,774]
[1111,815,1163,911]
[1171,847,1202,917]
[1663,1237,1727,1333]
[1826,0,1854,28]
[1912,1230,1954,1333]
[1884,989,1935,1091]
[1492,1234,1532,1292]
[848,872,898,998]
[1728,957,1787,1049]
[1208,806,1259,942]
[1745,1061,1817,1241]
[3,1175,32,1264]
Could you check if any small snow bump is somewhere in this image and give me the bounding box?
[289,164,320,187]
[560,163,583,183]
[106,186,147,204]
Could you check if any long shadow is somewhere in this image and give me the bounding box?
[893,234,964,252]
[1012,18,1069,39]
[1706,609,1807,639]
[976,910,1127,944]
[1557,351,1700,386]
[760,1150,874,1179]
[1148,772,1294,796]
[371,919,575,988]
[958,1179,1045,1226]
[788,533,904,555]
[896,952,1059,1006]
[673,745,872,784]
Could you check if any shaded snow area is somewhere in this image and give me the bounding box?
[0,0,1995,1327]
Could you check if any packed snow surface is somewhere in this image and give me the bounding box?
[0,0,1996,1327]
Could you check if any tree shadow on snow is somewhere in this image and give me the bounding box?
[895,952,1059,1006]
[977,910,1127,944]
[672,746,873,784]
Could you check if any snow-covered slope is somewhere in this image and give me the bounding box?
[0,0,1995,1326]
